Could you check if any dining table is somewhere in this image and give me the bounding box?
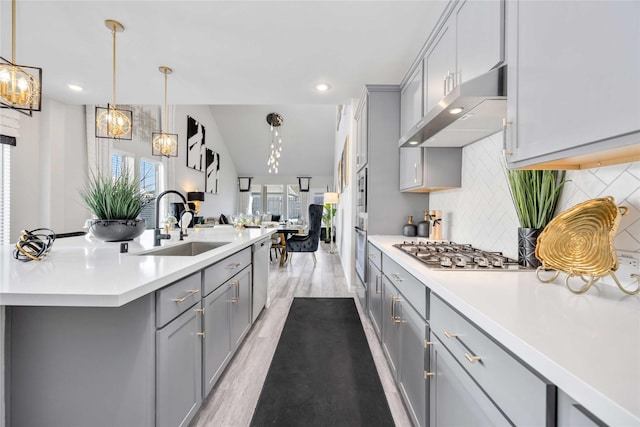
[271,225,306,267]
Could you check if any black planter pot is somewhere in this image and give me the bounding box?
[518,227,542,268]
[88,219,146,242]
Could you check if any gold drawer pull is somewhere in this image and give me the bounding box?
[172,289,200,302]
[197,332,205,337]
[465,353,482,364]
[443,331,459,338]
[390,273,403,282]
[424,371,435,379]
[194,308,205,313]
[225,262,241,270]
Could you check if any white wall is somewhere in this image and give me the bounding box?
[429,133,640,259]
[172,105,238,218]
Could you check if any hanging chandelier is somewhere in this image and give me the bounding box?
[95,19,132,140]
[0,0,42,116]
[152,66,178,157]
[266,112,283,174]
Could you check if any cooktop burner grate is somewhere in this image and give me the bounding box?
[393,241,532,271]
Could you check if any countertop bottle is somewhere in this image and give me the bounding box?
[403,216,417,237]
[417,210,431,238]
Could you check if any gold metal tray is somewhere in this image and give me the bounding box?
[535,196,639,295]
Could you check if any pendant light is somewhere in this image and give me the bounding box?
[152,66,178,157]
[266,112,283,174]
[95,19,132,140]
[0,0,42,116]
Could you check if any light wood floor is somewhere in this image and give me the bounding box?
[190,242,412,427]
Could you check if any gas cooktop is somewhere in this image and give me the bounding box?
[393,241,533,271]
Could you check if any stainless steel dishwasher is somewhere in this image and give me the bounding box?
[252,237,270,322]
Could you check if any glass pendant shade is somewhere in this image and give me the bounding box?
[0,0,42,116]
[152,66,177,157]
[95,19,132,140]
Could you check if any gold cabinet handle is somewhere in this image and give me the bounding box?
[465,353,482,364]
[391,296,401,324]
[443,331,459,338]
[197,332,205,337]
[225,262,241,270]
[172,289,200,302]
[194,307,205,314]
[230,280,240,303]
[424,340,434,348]
[424,371,435,379]
[375,275,381,294]
[390,273,403,282]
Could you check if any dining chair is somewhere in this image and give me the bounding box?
[285,204,323,265]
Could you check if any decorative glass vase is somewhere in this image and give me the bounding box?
[518,227,542,268]
[88,219,146,242]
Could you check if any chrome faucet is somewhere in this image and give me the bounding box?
[154,190,189,246]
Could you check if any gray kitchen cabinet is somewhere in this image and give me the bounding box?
[367,252,383,339]
[425,17,456,114]
[557,389,606,427]
[455,0,504,86]
[381,275,401,378]
[400,60,424,139]
[202,265,252,395]
[505,0,640,169]
[431,293,554,425]
[156,303,203,427]
[252,237,270,322]
[354,92,368,171]
[400,147,462,192]
[429,333,510,426]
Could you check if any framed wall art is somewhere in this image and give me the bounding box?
[186,115,205,171]
[205,148,220,194]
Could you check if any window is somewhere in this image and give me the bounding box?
[266,185,283,217]
[287,185,301,220]
[111,153,162,230]
[250,184,263,216]
[0,145,10,244]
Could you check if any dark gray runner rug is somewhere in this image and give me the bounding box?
[250,297,395,427]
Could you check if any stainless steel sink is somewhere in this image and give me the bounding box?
[136,241,231,256]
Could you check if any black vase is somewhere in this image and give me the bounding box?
[518,227,542,268]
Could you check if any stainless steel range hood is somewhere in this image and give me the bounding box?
[399,65,507,148]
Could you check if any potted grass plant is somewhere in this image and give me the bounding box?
[322,203,336,243]
[81,170,153,242]
[507,169,567,267]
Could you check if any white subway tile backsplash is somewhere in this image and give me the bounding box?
[429,132,639,259]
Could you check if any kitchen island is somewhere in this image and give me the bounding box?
[1,226,276,427]
[369,235,640,427]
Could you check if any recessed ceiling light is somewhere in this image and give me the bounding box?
[408,141,419,145]
[67,83,83,92]
[449,107,464,115]
[315,83,330,92]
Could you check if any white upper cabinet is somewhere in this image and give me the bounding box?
[506,0,640,169]
[456,0,504,85]
[400,60,424,139]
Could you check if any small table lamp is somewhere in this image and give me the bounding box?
[187,191,205,215]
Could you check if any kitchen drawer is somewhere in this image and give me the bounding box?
[368,244,382,270]
[430,294,553,426]
[203,247,251,296]
[382,254,427,320]
[156,272,201,328]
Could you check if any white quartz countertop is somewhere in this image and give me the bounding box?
[369,235,640,427]
[0,226,276,307]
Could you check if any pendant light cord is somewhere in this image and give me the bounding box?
[11,0,16,63]
[112,25,117,107]
[163,70,168,132]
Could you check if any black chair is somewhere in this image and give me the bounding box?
[285,204,323,265]
[271,214,281,222]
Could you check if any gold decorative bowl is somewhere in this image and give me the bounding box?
[535,196,639,295]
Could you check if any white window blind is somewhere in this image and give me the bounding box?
[0,145,10,245]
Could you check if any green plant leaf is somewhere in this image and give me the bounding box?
[506,168,567,229]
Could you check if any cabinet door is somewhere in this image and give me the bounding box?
[399,147,423,190]
[156,306,203,427]
[231,267,252,349]
[367,260,383,339]
[399,301,428,427]
[425,18,456,114]
[203,284,232,396]
[557,390,605,427]
[508,0,640,165]
[456,0,503,85]
[381,276,400,378]
[401,61,424,138]
[429,335,510,426]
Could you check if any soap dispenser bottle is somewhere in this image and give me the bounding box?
[403,216,417,237]
[417,210,431,238]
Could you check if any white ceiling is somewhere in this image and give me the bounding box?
[1,0,447,176]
